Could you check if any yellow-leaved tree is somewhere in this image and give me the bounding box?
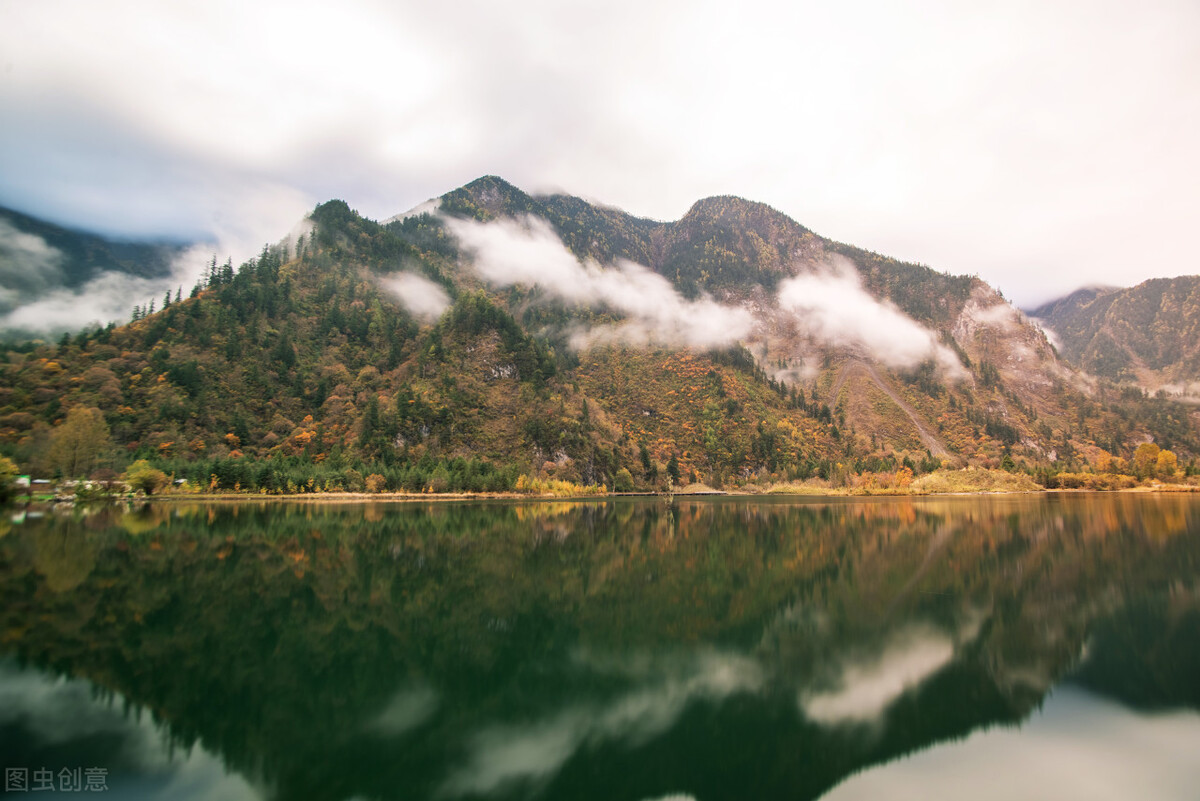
[122,460,169,495]
[1156,449,1178,480]
[1131,443,1161,479]
[47,406,113,478]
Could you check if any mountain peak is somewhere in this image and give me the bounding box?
[680,195,809,236]
[1025,285,1118,319]
[440,175,537,221]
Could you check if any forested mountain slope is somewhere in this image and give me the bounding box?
[1029,277,1200,397]
[2,178,1197,491]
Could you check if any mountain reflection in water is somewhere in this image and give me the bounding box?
[0,494,1197,800]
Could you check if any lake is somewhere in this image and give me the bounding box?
[1,494,1198,800]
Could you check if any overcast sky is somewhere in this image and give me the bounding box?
[1,0,1197,307]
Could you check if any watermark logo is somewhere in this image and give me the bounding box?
[4,767,108,792]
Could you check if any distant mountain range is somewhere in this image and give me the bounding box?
[0,205,191,335]
[1,177,1197,489]
[1028,277,1200,398]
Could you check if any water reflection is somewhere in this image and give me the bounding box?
[823,687,1200,801]
[441,649,763,798]
[0,661,260,800]
[367,684,439,736]
[799,624,956,727]
[0,494,1196,800]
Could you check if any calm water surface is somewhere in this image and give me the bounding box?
[1,494,1198,800]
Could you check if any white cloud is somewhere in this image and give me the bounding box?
[777,259,965,375]
[445,214,756,349]
[1,1,1197,307]
[446,216,977,371]
[379,272,451,322]
[0,219,64,301]
[0,243,212,334]
[0,219,67,314]
[0,185,312,334]
[1026,316,1062,351]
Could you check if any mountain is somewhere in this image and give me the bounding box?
[0,206,189,310]
[1,177,1197,492]
[439,176,975,322]
[1025,285,1117,325]
[1028,277,1200,398]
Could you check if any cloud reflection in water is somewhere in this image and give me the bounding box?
[0,661,263,801]
[799,625,956,727]
[822,686,1200,801]
[366,683,439,736]
[438,649,762,797]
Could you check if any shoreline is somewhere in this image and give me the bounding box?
[26,482,1199,506]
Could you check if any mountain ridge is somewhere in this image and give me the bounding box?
[1029,276,1200,397]
[0,203,195,338]
[2,176,1198,492]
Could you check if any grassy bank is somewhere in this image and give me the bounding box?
[759,468,1123,496]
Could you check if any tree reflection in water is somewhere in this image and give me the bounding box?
[0,494,1197,801]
